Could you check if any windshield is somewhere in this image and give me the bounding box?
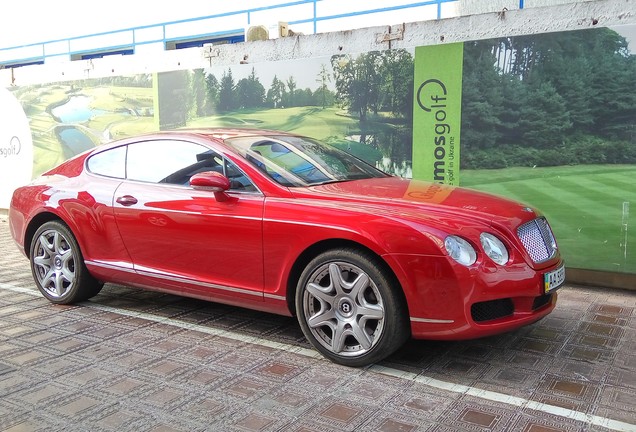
[225,135,388,187]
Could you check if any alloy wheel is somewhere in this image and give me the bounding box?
[32,228,77,298]
[301,261,386,357]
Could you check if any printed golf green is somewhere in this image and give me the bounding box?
[462,165,636,273]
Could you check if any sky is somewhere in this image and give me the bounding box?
[0,0,440,48]
[206,56,337,92]
[612,24,636,50]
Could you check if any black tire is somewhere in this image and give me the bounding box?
[30,221,103,304]
[295,248,409,367]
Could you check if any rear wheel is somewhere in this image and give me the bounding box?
[30,221,103,304]
[295,248,409,367]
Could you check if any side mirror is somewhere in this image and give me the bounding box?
[190,171,230,191]
[190,171,231,201]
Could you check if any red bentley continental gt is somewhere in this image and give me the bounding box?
[9,129,565,366]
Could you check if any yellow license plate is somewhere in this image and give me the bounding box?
[544,264,565,293]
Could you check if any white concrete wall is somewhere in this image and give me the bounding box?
[459,0,599,15]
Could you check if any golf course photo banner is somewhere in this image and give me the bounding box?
[3,25,635,275]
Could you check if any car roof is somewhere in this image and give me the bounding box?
[134,128,294,140]
[91,128,297,156]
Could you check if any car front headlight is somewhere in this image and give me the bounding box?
[445,235,477,266]
[480,233,509,265]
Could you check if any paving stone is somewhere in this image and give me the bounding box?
[0,219,635,431]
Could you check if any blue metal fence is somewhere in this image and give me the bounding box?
[0,0,458,67]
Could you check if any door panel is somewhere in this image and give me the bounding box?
[113,182,265,300]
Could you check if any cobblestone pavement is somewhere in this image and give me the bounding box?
[0,217,635,432]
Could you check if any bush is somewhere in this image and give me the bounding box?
[501,146,542,167]
[462,150,508,169]
[461,135,636,169]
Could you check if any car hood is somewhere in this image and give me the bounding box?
[293,177,539,229]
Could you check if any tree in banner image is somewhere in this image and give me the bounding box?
[315,64,332,109]
[519,81,571,152]
[267,75,286,108]
[218,68,237,112]
[379,49,414,120]
[461,41,503,154]
[205,73,220,113]
[191,69,207,117]
[498,75,526,147]
[587,31,636,140]
[286,76,297,107]
[236,68,266,109]
[331,51,383,124]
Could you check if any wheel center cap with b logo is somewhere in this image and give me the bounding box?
[338,298,354,317]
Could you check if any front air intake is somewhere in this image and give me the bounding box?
[471,299,514,322]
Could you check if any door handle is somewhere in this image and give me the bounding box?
[116,195,138,206]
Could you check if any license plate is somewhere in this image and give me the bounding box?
[544,264,565,293]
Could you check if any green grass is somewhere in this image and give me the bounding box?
[188,107,355,140]
[462,165,636,273]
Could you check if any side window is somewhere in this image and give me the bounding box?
[124,139,258,192]
[87,146,126,178]
[126,140,220,184]
[222,159,257,192]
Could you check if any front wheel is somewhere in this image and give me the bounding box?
[295,248,409,367]
[30,221,103,304]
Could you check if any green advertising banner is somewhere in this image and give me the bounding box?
[412,43,464,185]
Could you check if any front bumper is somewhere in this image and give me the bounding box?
[409,291,557,340]
[388,253,564,340]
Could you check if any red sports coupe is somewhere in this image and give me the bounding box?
[9,129,565,366]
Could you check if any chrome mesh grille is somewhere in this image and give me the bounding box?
[517,217,557,263]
